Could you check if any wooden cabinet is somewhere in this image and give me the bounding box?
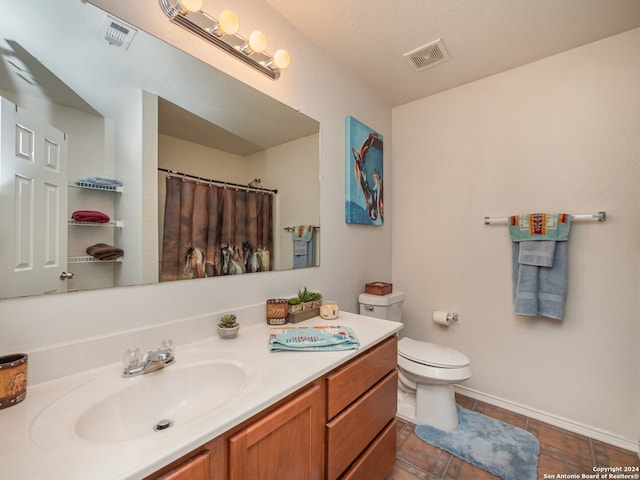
[229,382,324,480]
[145,436,225,480]
[156,451,210,480]
[146,335,397,480]
[325,335,397,480]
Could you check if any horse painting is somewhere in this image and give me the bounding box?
[257,247,270,272]
[242,241,260,273]
[184,246,206,278]
[220,243,244,275]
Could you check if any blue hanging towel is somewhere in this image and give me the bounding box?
[292,225,315,268]
[510,213,571,320]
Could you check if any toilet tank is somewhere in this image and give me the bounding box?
[359,291,406,322]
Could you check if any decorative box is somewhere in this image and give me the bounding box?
[266,299,289,325]
[0,353,28,409]
[364,282,393,296]
[288,306,321,324]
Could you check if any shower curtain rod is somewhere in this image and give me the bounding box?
[484,211,606,225]
[158,168,277,194]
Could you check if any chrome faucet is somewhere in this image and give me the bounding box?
[122,339,175,377]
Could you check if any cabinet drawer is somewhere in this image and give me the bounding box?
[340,419,396,480]
[326,335,397,419]
[326,370,398,480]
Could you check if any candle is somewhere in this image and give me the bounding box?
[320,301,339,320]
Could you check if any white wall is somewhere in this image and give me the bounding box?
[0,0,391,368]
[248,134,320,270]
[392,29,640,446]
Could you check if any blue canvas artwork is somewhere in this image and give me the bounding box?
[345,116,383,225]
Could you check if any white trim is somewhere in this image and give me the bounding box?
[455,385,639,454]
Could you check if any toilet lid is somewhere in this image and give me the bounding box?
[398,337,470,368]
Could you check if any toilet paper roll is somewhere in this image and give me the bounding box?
[433,310,452,326]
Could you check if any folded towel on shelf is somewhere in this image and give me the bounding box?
[268,326,360,352]
[71,210,110,223]
[86,243,124,261]
[75,176,123,187]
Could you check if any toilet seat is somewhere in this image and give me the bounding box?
[398,337,469,369]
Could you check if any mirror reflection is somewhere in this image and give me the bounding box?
[0,0,320,299]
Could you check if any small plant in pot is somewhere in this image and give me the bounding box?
[288,297,302,313]
[217,314,239,339]
[297,287,315,310]
[310,291,323,308]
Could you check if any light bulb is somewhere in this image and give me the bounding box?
[179,0,203,13]
[217,9,239,35]
[248,31,267,53]
[273,49,290,69]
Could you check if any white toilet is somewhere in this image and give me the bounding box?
[359,291,472,431]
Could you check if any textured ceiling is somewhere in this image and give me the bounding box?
[266,0,640,106]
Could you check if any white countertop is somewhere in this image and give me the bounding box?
[0,312,401,479]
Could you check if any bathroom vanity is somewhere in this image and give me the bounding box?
[0,312,401,479]
[147,335,397,480]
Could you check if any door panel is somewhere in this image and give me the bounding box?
[0,97,68,297]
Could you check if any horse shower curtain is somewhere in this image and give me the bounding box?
[161,176,273,281]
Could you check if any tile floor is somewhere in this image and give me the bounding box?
[387,394,640,480]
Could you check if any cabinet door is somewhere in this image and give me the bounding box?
[157,450,210,480]
[229,383,323,480]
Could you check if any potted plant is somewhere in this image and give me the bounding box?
[310,291,323,308]
[217,314,239,339]
[288,297,303,313]
[297,287,315,310]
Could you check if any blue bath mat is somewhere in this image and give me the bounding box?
[415,406,539,480]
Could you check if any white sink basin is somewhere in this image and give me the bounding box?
[30,348,262,449]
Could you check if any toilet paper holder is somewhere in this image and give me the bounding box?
[433,310,458,326]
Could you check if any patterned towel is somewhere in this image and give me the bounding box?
[268,326,360,352]
[509,213,571,241]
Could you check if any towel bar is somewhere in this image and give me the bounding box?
[283,226,319,231]
[484,211,606,225]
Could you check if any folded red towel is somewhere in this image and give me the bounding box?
[72,210,110,223]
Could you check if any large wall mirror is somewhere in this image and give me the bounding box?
[0,0,320,299]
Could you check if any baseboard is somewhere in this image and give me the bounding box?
[455,385,639,454]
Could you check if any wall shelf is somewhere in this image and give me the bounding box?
[68,181,123,193]
[68,219,123,228]
[68,255,123,264]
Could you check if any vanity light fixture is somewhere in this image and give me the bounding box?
[159,0,290,79]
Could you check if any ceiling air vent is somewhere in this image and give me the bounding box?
[98,15,137,50]
[404,39,450,71]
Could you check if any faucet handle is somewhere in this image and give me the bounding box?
[123,347,143,369]
[159,339,174,353]
[157,339,176,366]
